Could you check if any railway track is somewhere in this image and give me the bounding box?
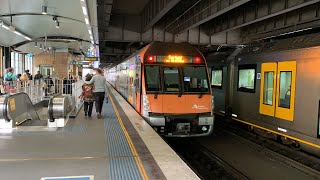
[215,116,320,179]
[166,137,249,180]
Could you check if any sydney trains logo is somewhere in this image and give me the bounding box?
[192,104,208,110]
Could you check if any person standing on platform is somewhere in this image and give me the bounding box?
[34,71,43,80]
[85,68,107,119]
[4,68,17,94]
[44,74,54,96]
[25,70,32,80]
[79,74,95,117]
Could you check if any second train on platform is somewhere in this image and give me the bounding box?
[106,42,214,137]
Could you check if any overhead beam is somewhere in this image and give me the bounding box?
[209,0,320,36]
[97,0,113,31]
[167,0,251,34]
[142,0,181,32]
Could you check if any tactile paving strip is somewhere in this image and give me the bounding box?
[103,101,143,180]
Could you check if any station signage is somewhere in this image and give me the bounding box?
[70,61,90,65]
[84,57,98,61]
[74,57,98,61]
[165,55,185,63]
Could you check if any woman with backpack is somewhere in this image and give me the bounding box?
[80,75,95,117]
[4,68,17,94]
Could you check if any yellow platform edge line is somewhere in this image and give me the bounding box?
[109,95,149,180]
[215,112,320,149]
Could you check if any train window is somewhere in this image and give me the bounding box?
[183,66,209,93]
[237,64,256,93]
[263,72,274,105]
[164,67,180,92]
[278,71,292,109]
[145,66,161,92]
[211,69,223,88]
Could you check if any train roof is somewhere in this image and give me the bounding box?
[145,42,203,57]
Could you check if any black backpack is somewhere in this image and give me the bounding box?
[5,74,13,81]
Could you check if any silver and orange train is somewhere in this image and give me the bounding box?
[210,33,320,155]
[106,42,214,137]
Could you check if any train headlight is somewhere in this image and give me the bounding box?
[202,126,208,131]
[143,95,150,111]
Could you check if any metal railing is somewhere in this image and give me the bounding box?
[3,79,84,108]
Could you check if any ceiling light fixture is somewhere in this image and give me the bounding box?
[85,18,89,25]
[82,6,88,16]
[42,6,48,15]
[24,36,32,41]
[1,24,9,30]
[56,21,60,28]
[80,0,95,48]
[0,20,32,40]
[39,44,42,49]
[35,42,38,47]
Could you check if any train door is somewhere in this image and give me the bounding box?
[259,61,296,121]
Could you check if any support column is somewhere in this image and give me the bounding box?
[3,47,11,69]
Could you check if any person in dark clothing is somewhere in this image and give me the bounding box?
[44,74,54,96]
[63,77,73,94]
[25,70,32,80]
[34,71,43,80]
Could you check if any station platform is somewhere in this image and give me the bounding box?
[0,84,199,180]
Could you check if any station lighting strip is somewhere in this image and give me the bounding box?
[80,0,94,44]
[0,22,32,41]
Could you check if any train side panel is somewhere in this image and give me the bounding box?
[229,46,320,152]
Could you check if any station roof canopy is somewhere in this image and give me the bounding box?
[0,0,319,67]
[0,0,98,55]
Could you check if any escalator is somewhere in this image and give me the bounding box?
[0,93,73,129]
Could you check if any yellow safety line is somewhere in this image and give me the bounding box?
[215,112,320,149]
[109,95,149,180]
[0,156,135,162]
[232,118,320,149]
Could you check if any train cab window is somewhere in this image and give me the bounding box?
[145,66,161,92]
[263,72,274,105]
[238,65,256,93]
[211,69,223,88]
[164,67,180,92]
[278,71,292,109]
[183,66,209,93]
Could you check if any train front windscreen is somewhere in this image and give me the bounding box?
[144,55,210,94]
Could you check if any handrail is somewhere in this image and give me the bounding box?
[2,96,10,123]
[2,92,41,123]
[48,97,54,122]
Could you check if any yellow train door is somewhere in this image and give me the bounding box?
[259,61,297,121]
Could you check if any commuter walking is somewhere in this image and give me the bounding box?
[4,68,17,94]
[79,75,95,117]
[85,68,107,119]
